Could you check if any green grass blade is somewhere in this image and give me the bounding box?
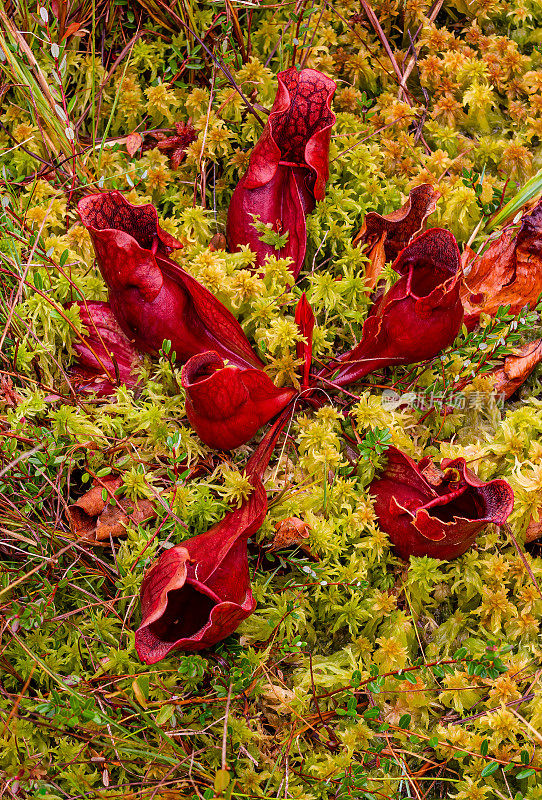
[486,170,542,232]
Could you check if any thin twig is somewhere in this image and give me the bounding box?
[504,523,542,600]
[359,0,412,105]
[221,680,233,771]
[398,0,443,100]
[0,443,44,480]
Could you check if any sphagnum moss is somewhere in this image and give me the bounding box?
[2,0,542,797]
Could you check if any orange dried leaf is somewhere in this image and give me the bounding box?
[71,477,122,519]
[362,233,387,290]
[492,339,542,399]
[461,200,542,328]
[62,22,82,40]
[126,132,143,157]
[269,517,318,560]
[525,516,542,543]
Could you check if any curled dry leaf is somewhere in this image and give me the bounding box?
[68,476,157,544]
[492,339,542,399]
[260,682,297,723]
[461,199,542,329]
[209,232,227,252]
[353,184,440,288]
[269,517,318,560]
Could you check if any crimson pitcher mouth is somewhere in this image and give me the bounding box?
[135,417,289,664]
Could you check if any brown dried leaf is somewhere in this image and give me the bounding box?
[461,200,542,328]
[94,499,156,541]
[353,184,440,272]
[525,516,542,543]
[68,477,157,545]
[209,232,227,252]
[153,121,196,169]
[269,517,318,560]
[71,476,122,517]
[362,234,387,290]
[492,339,542,399]
[126,132,143,157]
[420,460,445,487]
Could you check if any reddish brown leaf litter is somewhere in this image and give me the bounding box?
[126,132,143,157]
[69,301,142,396]
[492,339,542,399]
[68,476,157,545]
[525,516,542,543]
[461,199,542,329]
[153,121,197,169]
[269,517,318,560]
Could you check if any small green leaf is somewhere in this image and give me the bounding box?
[516,769,535,780]
[214,769,230,793]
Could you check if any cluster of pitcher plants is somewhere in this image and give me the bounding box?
[70,66,542,664]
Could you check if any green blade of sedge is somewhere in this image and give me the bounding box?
[486,170,542,232]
